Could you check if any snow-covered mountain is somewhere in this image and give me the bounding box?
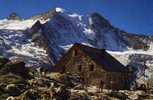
[0,7,153,84]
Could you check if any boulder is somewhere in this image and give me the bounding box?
[0,61,30,79]
[107,91,128,100]
[5,84,21,96]
[0,73,25,84]
[20,89,42,100]
[0,57,9,67]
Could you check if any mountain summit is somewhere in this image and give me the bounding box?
[55,7,65,13]
[7,12,22,20]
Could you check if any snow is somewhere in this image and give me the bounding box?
[108,50,153,65]
[83,28,95,40]
[59,44,73,50]
[55,7,65,13]
[10,43,47,58]
[108,50,153,56]
[68,13,82,21]
[59,43,92,51]
[108,50,153,83]
[0,29,49,67]
[83,28,94,34]
[0,19,36,30]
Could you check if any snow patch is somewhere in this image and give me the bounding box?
[83,28,95,40]
[108,50,153,56]
[0,19,36,30]
[55,7,65,13]
[0,29,49,67]
[68,13,82,21]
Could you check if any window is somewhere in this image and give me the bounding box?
[100,80,105,89]
[74,50,78,56]
[78,65,82,72]
[89,64,94,71]
[62,66,65,73]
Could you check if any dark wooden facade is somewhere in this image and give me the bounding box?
[54,43,133,90]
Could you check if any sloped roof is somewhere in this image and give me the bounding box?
[74,43,128,72]
[55,43,129,72]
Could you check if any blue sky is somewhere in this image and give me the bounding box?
[0,0,152,34]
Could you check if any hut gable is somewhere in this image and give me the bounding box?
[54,43,128,72]
[76,44,127,72]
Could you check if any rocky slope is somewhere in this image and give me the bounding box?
[1,57,153,100]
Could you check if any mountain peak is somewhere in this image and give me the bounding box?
[7,12,22,20]
[31,7,65,20]
[55,7,65,13]
[89,12,112,29]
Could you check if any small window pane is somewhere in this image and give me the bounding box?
[74,50,77,56]
[78,65,82,72]
[89,64,94,71]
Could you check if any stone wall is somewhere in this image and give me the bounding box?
[63,49,130,90]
